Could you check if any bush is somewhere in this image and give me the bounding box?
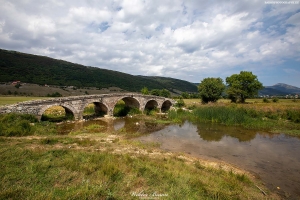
[263,98,270,103]
[144,108,159,116]
[286,110,300,123]
[175,98,185,108]
[47,92,62,97]
[113,104,141,117]
[272,98,279,103]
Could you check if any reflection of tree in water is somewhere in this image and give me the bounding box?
[113,117,167,134]
[196,123,257,142]
[197,124,224,141]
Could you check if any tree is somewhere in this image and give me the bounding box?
[198,77,225,103]
[150,89,161,96]
[160,89,171,98]
[150,89,171,98]
[141,87,149,95]
[181,92,190,99]
[176,97,185,108]
[226,71,263,103]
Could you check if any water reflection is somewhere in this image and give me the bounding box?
[57,117,168,135]
[196,123,257,142]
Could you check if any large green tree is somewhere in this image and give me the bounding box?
[198,77,225,103]
[226,71,263,103]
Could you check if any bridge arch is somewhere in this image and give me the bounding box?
[112,96,141,116]
[39,103,78,121]
[81,101,109,118]
[144,100,158,111]
[161,100,172,112]
[120,96,140,109]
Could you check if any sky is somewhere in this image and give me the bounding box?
[0,0,299,87]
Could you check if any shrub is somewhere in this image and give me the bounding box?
[286,110,300,123]
[175,98,185,108]
[47,92,62,97]
[263,98,270,103]
[272,98,279,103]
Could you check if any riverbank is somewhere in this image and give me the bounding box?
[0,116,280,199]
[171,99,300,136]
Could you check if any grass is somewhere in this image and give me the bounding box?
[0,130,275,199]
[83,103,95,116]
[169,99,300,136]
[0,112,278,199]
[0,113,57,136]
[0,96,49,106]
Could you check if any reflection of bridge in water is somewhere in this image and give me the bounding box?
[0,93,175,120]
[57,117,168,135]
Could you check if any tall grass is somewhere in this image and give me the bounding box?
[193,106,249,124]
[0,113,57,136]
[83,103,95,116]
[168,105,300,132]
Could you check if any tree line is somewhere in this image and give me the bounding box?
[197,71,263,103]
[140,71,263,104]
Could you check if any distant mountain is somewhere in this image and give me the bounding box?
[0,49,197,93]
[267,83,300,94]
[259,83,300,96]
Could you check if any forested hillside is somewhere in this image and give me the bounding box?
[0,49,197,93]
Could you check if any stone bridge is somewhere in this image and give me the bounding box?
[0,93,176,120]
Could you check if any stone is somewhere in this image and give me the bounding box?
[0,93,175,121]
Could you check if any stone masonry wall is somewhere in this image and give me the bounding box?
[0,93,176,120]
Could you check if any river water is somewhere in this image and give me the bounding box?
[58,118,300,199]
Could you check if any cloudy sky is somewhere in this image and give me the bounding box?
[0,0,299,87]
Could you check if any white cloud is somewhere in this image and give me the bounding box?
[0,0,299,86]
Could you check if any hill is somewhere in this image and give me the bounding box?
[0,49,197,93]
[259,83,300,96]
[140,76,198,94]
[266,83,300,94]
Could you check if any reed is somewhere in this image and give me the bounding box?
[168,104,300,135]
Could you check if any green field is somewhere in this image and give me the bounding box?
[0,96,49,106]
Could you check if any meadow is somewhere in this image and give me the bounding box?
[0,96,49,106]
